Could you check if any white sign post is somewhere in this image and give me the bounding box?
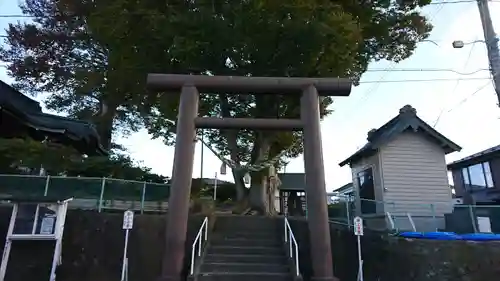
[353,216,364,281]
[121,210,134,281]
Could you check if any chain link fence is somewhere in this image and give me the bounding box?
[328,196,500,233]
[0,174,170,213]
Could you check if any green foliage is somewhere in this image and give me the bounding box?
[0,138,168,183]
[0,0,433,189]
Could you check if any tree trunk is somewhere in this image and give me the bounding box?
[232,169,248,201]
[219,93,247,201]
[247,137,273,215]
[249,174,268,214]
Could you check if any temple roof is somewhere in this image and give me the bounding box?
[0,80,107,156]
[339,105,461,167]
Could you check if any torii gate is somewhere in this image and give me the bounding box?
[147,74,352,281]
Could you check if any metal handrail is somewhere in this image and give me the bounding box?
[190,217,208,275]
[406,213,416,231]
[284,217,299,276]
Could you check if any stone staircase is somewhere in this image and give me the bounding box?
[193,215,301,281]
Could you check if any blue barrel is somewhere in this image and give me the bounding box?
[460,233,500,241]
[398,231,461,240]
[421,232,461,240]
[398,232,423,238]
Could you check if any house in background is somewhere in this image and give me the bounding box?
[332,182,354,203]
[326,192,337,204]
[447,144,500,205]
[339,105,462,231]
[277,173,348,213]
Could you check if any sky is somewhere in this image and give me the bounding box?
[2,1,500,191]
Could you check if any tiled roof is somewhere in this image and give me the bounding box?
[339,105,461,167]
[0,80,107,155]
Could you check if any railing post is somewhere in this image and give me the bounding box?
[391,202,397,229]
[430,203,437,231]
[284,218,288,242]
[198,238,202,256]
[468,205,478,233]
[204,219,208,241]
[190,245,196,275]
[141,182,147,214]
[305,191,308,219]
[98,177,106,213]
[345,200,351,229]
[43,175,51,196]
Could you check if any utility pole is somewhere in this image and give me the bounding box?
[477,0,500,106]
[200,130,204,179]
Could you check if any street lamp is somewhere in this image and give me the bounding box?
[452,40,486,49]
[451,38,500,49]
[452,37,500,106]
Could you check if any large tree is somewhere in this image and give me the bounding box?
[0,0,151,149]
[1,0,432,213]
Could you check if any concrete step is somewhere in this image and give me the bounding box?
[215,228,279,235]
[208,246,284,255]
[200,262,290,274]
[197,272,292,281]
[214,216,281,232]
[216,231,279,239]
[214,222,279,229]
[203,254,288,264]
[210,237,282,247]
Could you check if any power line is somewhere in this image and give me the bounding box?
[358,77,490,84]
[433,37,479,127]
[338,0,448,115]
[0,64,491,84]
[0,62,488,76]
[446,80,493,113]
[367,68,488,75]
